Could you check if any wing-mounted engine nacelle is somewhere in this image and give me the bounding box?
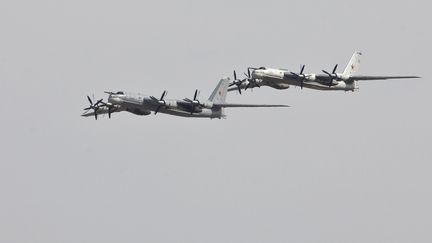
[189,100,214,113]
[336,73,350,81]
[305,74,316,81]
[201,101,214,109]
[191,106,203,113]
[164,100,178,109]
[268,83,290,90]
[186,101,214,114]
[126,108,151,116]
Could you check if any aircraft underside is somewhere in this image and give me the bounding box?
[263,77,356,91]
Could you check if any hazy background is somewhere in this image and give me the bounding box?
[1,0,431,242]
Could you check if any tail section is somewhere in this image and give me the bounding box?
[343,51,362,76]
[208,77,229,104]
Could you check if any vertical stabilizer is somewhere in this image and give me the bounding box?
[343,51,362,76]
[208,78,229,103]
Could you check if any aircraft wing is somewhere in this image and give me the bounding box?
[348,75,420,81]
[213,103,289,108]
[283,73,299,79]
[286,73,420,82]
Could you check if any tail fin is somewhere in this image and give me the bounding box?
[343,51,362,76]
[208,77,229,103]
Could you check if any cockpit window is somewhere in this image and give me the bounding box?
[116,91,124,95]
[259,67,266,70]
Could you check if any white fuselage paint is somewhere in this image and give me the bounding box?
[252,68,356,91]
[109,93,224,118]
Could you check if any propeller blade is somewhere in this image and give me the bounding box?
[248,69,251,78]
[160,90,166,100]
[87,96,93,105]
[332,64,338,74]
[237,86,242,94]
[154,106,161,115]
[300,65,305,74]
[94,99,103,107]
[322,70,331,76]
[233,70,237,80]
[83,95,106,120]
[193,89,198,100]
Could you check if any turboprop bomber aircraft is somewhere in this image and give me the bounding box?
[228,52,420,93]
[82,78,288,120]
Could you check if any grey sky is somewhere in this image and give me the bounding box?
[0,0,431,242]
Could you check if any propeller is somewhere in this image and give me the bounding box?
[83,95,103,120]
[244,68,260,90]
[150,90,168,115]
[228,70,245,94]
[290,65,307,89]
[183,89,202,114]
[322,64,338,87]
[100,102,116,119]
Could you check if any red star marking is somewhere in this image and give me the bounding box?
[219,91,222,95]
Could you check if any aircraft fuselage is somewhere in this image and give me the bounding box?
[252,68,356,91]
